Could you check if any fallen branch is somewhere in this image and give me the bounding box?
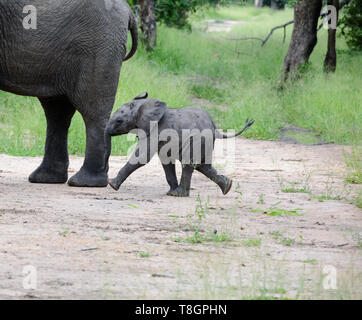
[261,20,294,46]
[225,0,351,47]
[224,20,294,46]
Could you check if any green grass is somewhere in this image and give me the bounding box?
[281,187,310,194]
[251,202,305,217]
[344,145,362,184]
[315,195,343,202]
[0,5,361,156]
[139,252,151,258]
[270,230,303,246]
[300,259,318,265]
[241,238,262,247]
[173,231,231,244]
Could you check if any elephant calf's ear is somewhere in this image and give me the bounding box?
[134,92,148,100]
[136,99,167,135]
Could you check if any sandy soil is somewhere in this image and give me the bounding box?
[0,139,361,300]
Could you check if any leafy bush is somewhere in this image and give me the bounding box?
[340,0,362,50]
[128,1,237,30]
[155,0,199,30]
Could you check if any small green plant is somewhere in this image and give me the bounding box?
[234,183,243,207]
[251,203,305,217]
[241,238,261,247]
[281,187,310,194]
[278,174,311,194]
[185,231,205,244]
[259,287,287,296]
[315,195,343,202]
[139,252,151,258]
[300,259,318,265]
[310,174,346,203]
[355,191,362,209]
[58,230,70,237]
[280,237,294,246]
[344,146,362,185]
[257,194,265,205]
[193,193,209,221]
[350,231,362,249]
[270,231,303,247]
[173,231,231,244]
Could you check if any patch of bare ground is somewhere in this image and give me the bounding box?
[0,139,361,299]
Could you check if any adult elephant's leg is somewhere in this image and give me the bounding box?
[67,56,121,187]
[29,97,75,184]
[162,163,178,194]
[196,164,233,195]
[67,101,113,187]
[168,164,194,197]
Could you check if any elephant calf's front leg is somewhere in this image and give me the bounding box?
[108,161,145,191]
[109,140,154,191]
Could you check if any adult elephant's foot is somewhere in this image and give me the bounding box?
[29,165,68,184]
[167,186,190,197]
[68,169,108,187]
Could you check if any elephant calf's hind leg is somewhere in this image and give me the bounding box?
[163,163,178,194]
[168,165,194,197]
[196,164,233,195]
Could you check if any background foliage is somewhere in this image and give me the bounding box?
[339,0,362,50]
[0,5,360,156]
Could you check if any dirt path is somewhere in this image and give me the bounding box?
[205,19,244,33]
[0,139,361,299]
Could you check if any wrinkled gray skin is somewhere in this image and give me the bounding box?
[0,0,138,187]
[105,93,254,197]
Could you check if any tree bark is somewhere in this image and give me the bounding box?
[139,0,157,51]
[254,0,263,8]
[324,0,339,73]
[281,0,323,82]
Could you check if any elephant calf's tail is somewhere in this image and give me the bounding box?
[215,118,255,139]
[124,12,138,62]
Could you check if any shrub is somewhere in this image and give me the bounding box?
[340,0,362,50]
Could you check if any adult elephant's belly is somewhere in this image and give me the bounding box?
[0,76,59,98]
[0,44,65,98]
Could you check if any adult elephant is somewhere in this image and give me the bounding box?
[0,0,138,187]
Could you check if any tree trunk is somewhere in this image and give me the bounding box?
[254,0,263,8]
[271,1,285,10]
[139,0,157,51]
[324,0,339,73]
[281,0,323,82]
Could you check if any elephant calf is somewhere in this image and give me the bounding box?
[105,93,254,197]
